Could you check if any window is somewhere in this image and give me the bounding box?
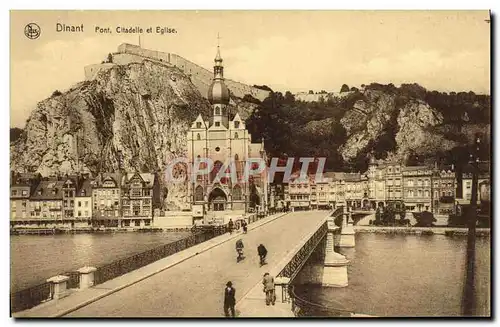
[22,190,28,196]
[466,181,472,189]
[85,201,89,207]
[418,190,422,197]
[194,185,204,201]
[424,180,429,187]
[234,132,239,139]
[234,154,239,161]
[395,178,401,186]
[395,166,400,173]
[215,122,220,127]
[215,147,220,152]
[84,211,88,217]
[196,122,202,128]
[232,185,242,200]
[425,190,430,197]
[215,107,220,115]
[234,121,240,128]
[131,189,142,197]
[78,201,82,207]
[11,190,17,196]
[78,211,82,217]
[81,190,86,196]
[408,180,414,187]
[196,133,201,140]
[418,179,422,186]
[448,191,452,196]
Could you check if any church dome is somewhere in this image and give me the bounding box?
[208,80,230,105]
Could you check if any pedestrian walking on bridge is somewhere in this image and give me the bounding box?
[224,281,236,317]
[262,273,276,306]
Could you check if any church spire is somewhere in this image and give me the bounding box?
[214,33,224,79]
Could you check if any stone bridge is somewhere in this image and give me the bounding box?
[15,209,359,318]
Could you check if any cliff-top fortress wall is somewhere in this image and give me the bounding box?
[84,43,270,101]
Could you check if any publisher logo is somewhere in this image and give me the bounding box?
[24,23,41,39]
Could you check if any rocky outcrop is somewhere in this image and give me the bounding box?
[338,89,454,162]
[10,60,211,209]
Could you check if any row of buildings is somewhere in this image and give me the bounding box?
[281,158,491,215]
[10,172,161,229]
[9,158,490,228]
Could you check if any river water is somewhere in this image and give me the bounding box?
[10,231,190,293]
[295,233,491,317]
[11,230,490,317]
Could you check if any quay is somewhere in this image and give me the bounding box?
[14,210,353,318]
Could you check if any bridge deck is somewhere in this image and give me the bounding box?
[17,211,328,318]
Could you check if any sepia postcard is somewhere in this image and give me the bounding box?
[9,10,491,318]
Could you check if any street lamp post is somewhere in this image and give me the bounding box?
[462,136,480,316]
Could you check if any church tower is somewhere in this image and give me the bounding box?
[207,43,230,128]
[186,36,269,221]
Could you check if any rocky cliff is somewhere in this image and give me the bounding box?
[338,89,449,162]
[10,59,211,209]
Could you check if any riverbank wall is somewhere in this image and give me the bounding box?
[354,226,490,237]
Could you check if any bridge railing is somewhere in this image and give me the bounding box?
[10,281,52,313]
[288,284,354,317]
[277,221,328,281]
[11,225,228,313]
[94,225,227,285]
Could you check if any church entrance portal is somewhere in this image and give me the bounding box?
[209,188,227,211]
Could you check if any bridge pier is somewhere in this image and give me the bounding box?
[322,217,349,287]
[339,210,355,248]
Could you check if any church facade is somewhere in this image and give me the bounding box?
[186,44,268,215]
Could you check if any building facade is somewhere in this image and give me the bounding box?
[402,166,433,212]
[384,162,404,205]
[186,45,268,217]
[432,165,456,215]
[120,172,160,227]
[92,173,122,227]
[10,173,41,226]
[74,178,93,225]
[29,180,65,225]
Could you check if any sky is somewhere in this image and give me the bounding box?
[10,10,491,128]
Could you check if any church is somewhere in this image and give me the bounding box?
[186,43,268,218]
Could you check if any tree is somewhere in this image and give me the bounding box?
[308,90,314,94]
[414,211,437,227]
[10,128,24,143]
[107,53,113,63]
[242,94,261,104]
[340,84,350,93]
[284,91,295,103]
[253,85,273,92]
[51,90,62,97]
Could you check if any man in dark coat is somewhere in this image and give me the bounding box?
[257,244,268,266]
[228,219,234,234]
[224,281,236,317]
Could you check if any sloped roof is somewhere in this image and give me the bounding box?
[122,173,155,187]
[31,180,65,200]
[95,173,122,188]
[76,178,93,197]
